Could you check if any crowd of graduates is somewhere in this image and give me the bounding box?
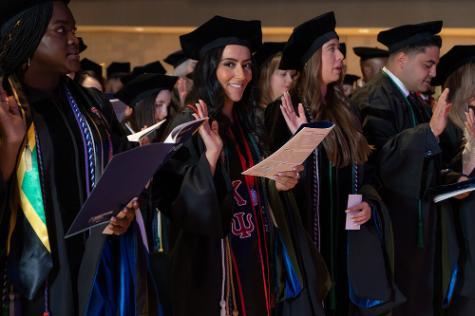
[2,1,475,316]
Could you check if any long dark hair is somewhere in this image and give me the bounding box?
[188,46,257,134]
[132,92,157,130]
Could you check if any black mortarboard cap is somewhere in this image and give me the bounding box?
[0,0,70,27]
[254,42,286,69]
[180,15,262,60]
[280,12,338,70]
[140,60,166,75]
[164,50,188,68]
[120,60,167,85]
[115,73,178,106]
[107,62,131,79]
[80,58,102,77]
[353,46,389,61]
[377,21,443,53]
[78,37,87,54]
[340,42,347,59]
[433,45,475,86]
[343,74,360,85]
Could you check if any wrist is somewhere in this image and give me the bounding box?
[205,149,221,173]
[206,148,222,158]
[429,124,441,139]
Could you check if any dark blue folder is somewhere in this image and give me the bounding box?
[65,143,175,238]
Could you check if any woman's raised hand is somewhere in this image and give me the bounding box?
[0,86,26,145]
[280,91,307,135]
[191,100,223,175]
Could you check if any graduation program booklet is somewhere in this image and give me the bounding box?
[127,117,208,143]
[127,120,167,142]
[65,117,207,238]
[242,121,334,179]
[431,177,475,203]
[163,117,207,144]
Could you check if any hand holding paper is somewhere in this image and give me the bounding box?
[66,117,209,238]
[242,121,334,179]
[345,194,371,230]
[103,197,138,235]
[431,176,475,203]
[274,164,304,192]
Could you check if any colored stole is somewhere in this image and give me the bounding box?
[5,77,52,316]
[225,116,271,316]
[6,74,50,256]
[12,123,50,253]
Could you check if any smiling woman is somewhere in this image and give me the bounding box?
[150,15,330,316]
[0,1,145,315]
[216,45,253,106]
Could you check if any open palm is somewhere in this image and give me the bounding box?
[280,91,307,135]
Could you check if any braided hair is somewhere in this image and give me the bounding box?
[0,2,54,75]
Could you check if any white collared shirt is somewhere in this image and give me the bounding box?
[382,67,410,98]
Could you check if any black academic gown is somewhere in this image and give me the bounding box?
[151,109,329,316]
[265,95,403,316]
[351,72,459,316]
[437,122,475,316]
[448,178,475,315]
[0,78,144,315]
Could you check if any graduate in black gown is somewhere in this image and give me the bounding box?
[433,45,475,315]
[0,1,146,315]
[351,21,459,316]
[77,58,105,92]
[254,42,297,148]
[115,72,180,315]
[342,74,360,97]
[352,47,389,86]
[151,15,330,316]
[115,73,178,143]
[163,50,196,111]
[265,11,404,315]
[105,62,130,94]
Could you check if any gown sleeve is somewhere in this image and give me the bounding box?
[150,110,232,237]
[361,89,441,198]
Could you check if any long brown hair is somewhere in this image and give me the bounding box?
[444,62,475,130]
[258,53,282,108]
[296,48,370,167]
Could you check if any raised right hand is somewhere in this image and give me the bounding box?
[0,86,26,144]
[280,91,307,135]
[192,99,223,175]
[429,88,451,138]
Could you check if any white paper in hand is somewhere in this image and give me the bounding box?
[242,121,334,179]
[345,194,362,230]
[127,120,167,142]
[163,117,207,144]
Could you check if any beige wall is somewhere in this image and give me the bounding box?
[69,0,475,28]
[71,0,475,78]
[77,26,475,79]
